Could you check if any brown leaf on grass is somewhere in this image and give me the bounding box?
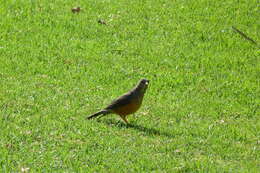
[72,7,81,13]
[5,143,13,149]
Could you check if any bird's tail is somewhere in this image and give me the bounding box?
[86,110,109,119]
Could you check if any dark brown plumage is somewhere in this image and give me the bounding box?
[87,79,149,124]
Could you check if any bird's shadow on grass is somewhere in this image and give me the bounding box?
[100,119,175,138]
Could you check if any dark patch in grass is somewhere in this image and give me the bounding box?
[101,119,175,138]
[98,19,107,25]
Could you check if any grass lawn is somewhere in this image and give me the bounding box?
[0,0,259,172]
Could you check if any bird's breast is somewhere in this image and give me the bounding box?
[112,101,141,116]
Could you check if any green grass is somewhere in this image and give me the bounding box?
[0,0,259,172]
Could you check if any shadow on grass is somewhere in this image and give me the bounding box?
[100,119,174,138]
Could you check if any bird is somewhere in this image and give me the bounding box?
[87,79,149,124]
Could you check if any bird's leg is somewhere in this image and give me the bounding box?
[120,115,129,124]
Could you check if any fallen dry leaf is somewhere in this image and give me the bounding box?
[72,7,81,13]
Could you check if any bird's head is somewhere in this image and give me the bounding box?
[137,78,149,92]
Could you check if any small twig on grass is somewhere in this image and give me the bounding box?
[232,26,258,45]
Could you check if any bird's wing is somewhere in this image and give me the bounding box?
[105,91,134,110]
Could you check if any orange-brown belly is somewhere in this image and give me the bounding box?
[112,102,141,116]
